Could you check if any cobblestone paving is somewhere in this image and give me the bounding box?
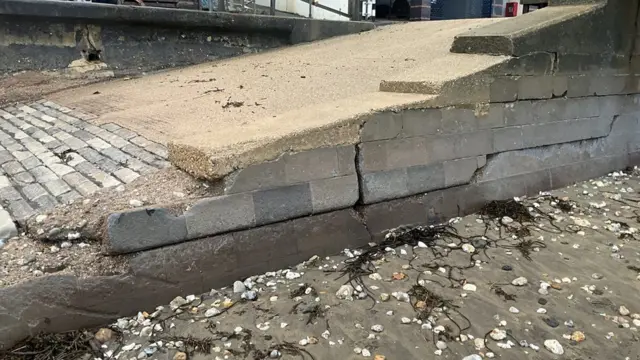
[0,100,169,221]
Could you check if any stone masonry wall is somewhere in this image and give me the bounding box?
[103,75,640,254]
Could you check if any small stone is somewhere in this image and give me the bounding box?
[122,343,136,351]
[474,338,485,349]
[490,328,507,341]
[462,244,475,253]
[371,324,384,333]
[49,245,60,253]
[35,214,48,223]
[169,296,188,310]
[620,306,631,316]
[173,352,188,360]
[509,306,520,314]
[361,349,371,357]
[392,272,407,280]
[285,271,301,279]
[299,338,309,346]
[233,281,247,293]
[380,293,390,301]
[511,277,528,286]
[591,273,604,280]
[401,317,411,324]
[205,307,221,317]
[544,339,564,355]
[463,356,482,360]
[633,319,640,327]
[336,284,354,299]
[269,349,281,358]
[502,216,514,224]
[94,328,114,343]
[537,308,547,314]
[129,199,144,207]
[543,317,560,328]
[538,298,548,305]
[242,291,258,301]
[462,283,477,292]
[140,326,152,337]
[501,265,513,271]
[570,331,585,343]
[369,273,382,280]
[436,341,447,350]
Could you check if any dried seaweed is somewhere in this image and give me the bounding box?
[491,284,517,301]
[290,283,316,298]
[2,330,102,360]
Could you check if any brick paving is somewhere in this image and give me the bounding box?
[0,100,169,221]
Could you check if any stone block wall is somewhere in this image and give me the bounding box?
[103,74,640,254]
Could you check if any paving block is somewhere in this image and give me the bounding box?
[361,112,403,141]
[225,146,355,194]
[185,193,256,239]
[12,172,35,186]
[588,75,628,96]
[284,146,355,184]
[517,76,554,100]
[0,209,17,240]
[426,130,493,164]
[2,161,25,175]
[567,75,592,97]
[490,77,518,102]
[358,137,427,173]
[8,200,34,221]
[105,208,189,254]
[62,172,99,196]
[401,108,443,137]
[493,126,524,152]
[309,174,359,213]
[253,183,313,225]
[444,157,480,187]
[522,117,611,148]
[360,168,408,204]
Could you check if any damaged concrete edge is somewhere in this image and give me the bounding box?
[3,149,640,350]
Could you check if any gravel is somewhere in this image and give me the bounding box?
[6,169,640,359]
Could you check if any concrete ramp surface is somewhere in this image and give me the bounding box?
[48,19,507,179]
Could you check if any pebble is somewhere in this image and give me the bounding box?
[94,328,114,343]
[462,283,477,292]
[371,324,384,333]
[336,285,354,299]
[205,308,221,317]
[538,298,548,305]
[436,341,447,350]
[571,331,586,343]
[490,328,507,341]
[512,277,528,286]
[509,306,520,314]
[502,216,514,224]
[122,343,136,351]
[233,281,247,293]
[620,306,631,316]
[169,296,188,310]
[285,271,301,279]
[173,352,187,360]
[140,326,152,337]
[537,308,547,314]
[462,244,475,253]
[474,338,485,349]
[269,350,281,358]
[463,356,482,360]
[129,199,144,207]
[502,265,513,271]
[543,317,560,328]
[401,317,411,324]
[592,273,604,280]
[380,293,390,301]
[242,290,258,301]
[361,349,371,357]
[544,339,564,355]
